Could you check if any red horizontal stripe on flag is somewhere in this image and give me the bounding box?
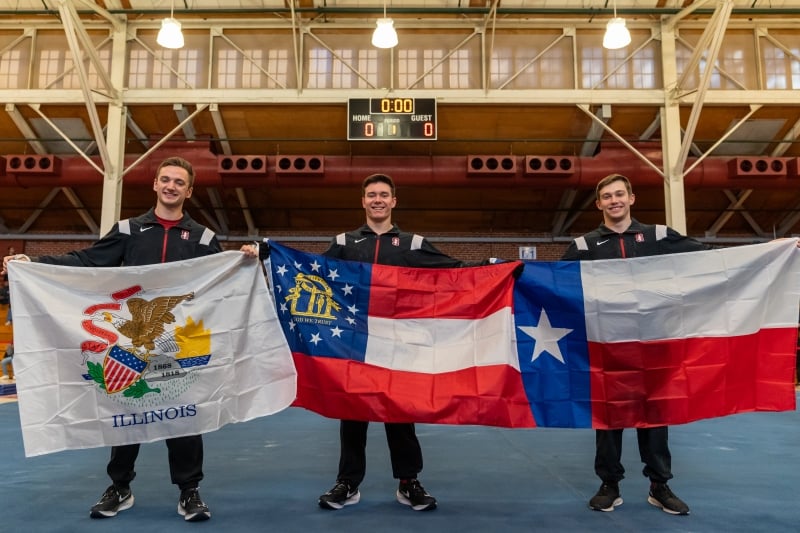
[589,328,797,429]
[368,262,519,320]
[291,353,536,428]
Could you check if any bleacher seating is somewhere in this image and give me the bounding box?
[0,303,14,396]
[0,382,15,397]
[0,303,11,345]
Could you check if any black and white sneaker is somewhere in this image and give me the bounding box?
[648,482,690,515]
[90,485,134,518]
[589,482,623,512]
[396,479,437,511]
[178,488,211,522]
[319,481,360,510]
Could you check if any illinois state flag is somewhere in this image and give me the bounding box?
[8,252,297,457]
[268,241,534,427]
[516,238,800,429]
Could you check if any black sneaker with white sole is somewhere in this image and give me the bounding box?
[90,485,134,518]
[178,488,211,522]
[589,482,623,512]
[396,479,437,511]
[648,482,690,515]
[319,481,361,510]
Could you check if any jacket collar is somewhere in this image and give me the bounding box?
[597,217,646,235]
[141,207,192,228]
[357,223,401,236]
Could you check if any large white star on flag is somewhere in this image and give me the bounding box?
[517,308,572,364]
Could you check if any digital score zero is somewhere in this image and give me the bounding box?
[347,98,437,140]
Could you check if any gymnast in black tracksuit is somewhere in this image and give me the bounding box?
[7,157,220,522]
[317,173,467,512]
[561,174,710,516]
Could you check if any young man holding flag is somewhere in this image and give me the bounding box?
[3,156,220,522]
[561,173,712,516]
[316,173,472,512]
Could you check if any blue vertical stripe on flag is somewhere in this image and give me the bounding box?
[513,261,592,428]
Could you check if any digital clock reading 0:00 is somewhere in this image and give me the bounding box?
[370,98,414,114]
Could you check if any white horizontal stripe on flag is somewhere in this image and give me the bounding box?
[580,239,800,343]
[364,307,517,373]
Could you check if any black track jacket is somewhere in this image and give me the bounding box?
[35,208,222,267]
[324,223,464,268]
[561,218,710,261]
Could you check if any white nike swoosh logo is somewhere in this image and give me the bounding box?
[140,226,154,232]
[354,238,367,243]
[597,239,609,245]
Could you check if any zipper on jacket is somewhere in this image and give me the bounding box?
[618,234,627,258]
[161,229,169,263]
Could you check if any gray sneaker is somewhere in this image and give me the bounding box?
[90,485,134,518]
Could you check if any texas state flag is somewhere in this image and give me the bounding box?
[269,239,800,429]
[268,241,534,427]
[516,238,800,429]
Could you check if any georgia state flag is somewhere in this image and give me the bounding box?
[268,241,534,427]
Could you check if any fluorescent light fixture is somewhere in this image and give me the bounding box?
[603,17,631,50]
[157,17,184,49]
[372,18,398,48]
[371,2,397,49]
[157,1,184,49]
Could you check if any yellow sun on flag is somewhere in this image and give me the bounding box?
[174,316,211,358]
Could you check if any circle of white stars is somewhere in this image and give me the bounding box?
[272,259,358,344]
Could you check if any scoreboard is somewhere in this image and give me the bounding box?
[347,97,437,141]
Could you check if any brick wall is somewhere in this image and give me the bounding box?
[23,241,96,257]
[255,232,569,262]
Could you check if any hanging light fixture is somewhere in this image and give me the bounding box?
[371,1,398,49]
[602,0,631,50]
[157,0,185,49]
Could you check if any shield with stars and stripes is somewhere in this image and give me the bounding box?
[102,345,148,394]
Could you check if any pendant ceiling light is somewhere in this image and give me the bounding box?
[157,0,185,49]
[371,2,398,49]
[602,0,631,50]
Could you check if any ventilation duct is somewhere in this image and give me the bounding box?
[524,156,577,177]
[0,146,798,191]
[728,157,789,178]
[467,155,517,175]
[5,155,60,175]
[217,155,267,174]
[275,155,325,175]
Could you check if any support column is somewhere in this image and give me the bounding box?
[659,21,687,233]
[100,23,129,236]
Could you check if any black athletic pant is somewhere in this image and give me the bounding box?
[106,435,204,491]
[336,420,423,487]
[594,426,672,484]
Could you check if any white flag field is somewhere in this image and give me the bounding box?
[7,252,297,457]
